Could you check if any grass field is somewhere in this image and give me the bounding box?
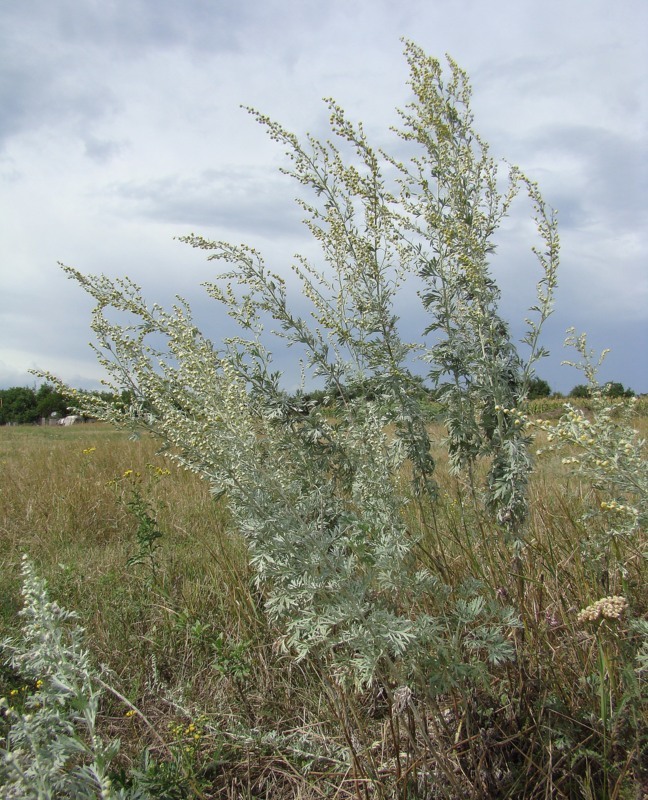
[1,413,646,798]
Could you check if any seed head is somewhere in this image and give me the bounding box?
[576,595,628,625]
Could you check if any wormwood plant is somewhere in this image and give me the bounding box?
[393,43,559,538]
[0,557,121,799]
[40,43,557,694]
[525,333,647,796]
[535,330,647,585]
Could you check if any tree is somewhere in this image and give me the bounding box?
[0,384,73,424]
[570,384,591,399]
[604,381,634,398]
[0,387,38,425]
[527,377,551,399]
[35,384,71,419]
[570,381,634,400]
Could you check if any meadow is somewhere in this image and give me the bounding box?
[1,408,646,798]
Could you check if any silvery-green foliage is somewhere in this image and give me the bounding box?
[632,619,648,678]
[406,581,521,695]
[43,271,438,687]
[392,42,559,534]
[536,331,647,569]
[36,43,556,687]
[0,557,122,799]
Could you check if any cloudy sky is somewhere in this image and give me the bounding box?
[2,0,646,395]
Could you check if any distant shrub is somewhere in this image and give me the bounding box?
[604,380,634,398]
[570,383,591,399]
[527,377,551,399]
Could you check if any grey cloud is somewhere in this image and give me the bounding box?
[0,26,118,149]
[0,64,41,143]
[2,0,646,396]
[1,283,95,353]
[524,125,647,231]
[106,168,306,238]
[83,135,126,163]
[72,0,251,53]
[0,283,104,389]
[2,0,251,57]
[474,54,560,94]
[0,0,254,151]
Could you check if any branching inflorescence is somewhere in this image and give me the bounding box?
[38,42,558,689]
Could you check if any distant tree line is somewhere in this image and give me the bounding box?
[0,379,636,425]
[0,385,133,425]
[293,376,635,408]
[568,381,635,399]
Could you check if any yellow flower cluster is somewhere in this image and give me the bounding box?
[9,684,31,697]
[600,500,637,516]
[82,447,96,455]
[119,468,142,480]
[146,463,171,476]
[576,595,628,624]
[168,719,203,741]
[1,683,34,712]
